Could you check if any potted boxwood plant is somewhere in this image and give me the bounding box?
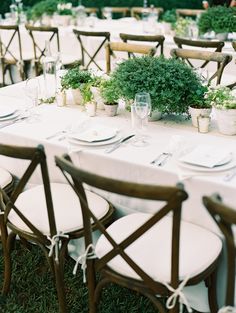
[205,86,236,135]
[29,0,58,24]
[110,56,206,117]
[198,6,236,40]
[100,79,119,117]
[188,84,211,127]
[61,67,93,105]
[161,9,177,34]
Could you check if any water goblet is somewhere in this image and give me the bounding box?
[24,78,40,122]
[133,92,151,147]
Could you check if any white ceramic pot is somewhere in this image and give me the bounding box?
[189,106,211,128]
[91,86,104,110]
[71,89,82,105]
[214,107,236,135]
[148,109,162,121]
[85,101,97,117]
[215,32,228,41]
[56,90,66,107]
[104,103,118,117]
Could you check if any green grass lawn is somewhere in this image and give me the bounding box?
[0,242,158,313]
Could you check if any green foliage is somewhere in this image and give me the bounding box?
[205,86,236,109]
[174,17,193,36]
[29,0,58,19]
[100,79,119,105]
[110,56,206,115]
[160,9,177,25]
[0,0,204,17]
[198,6,236,34]
[80,83,94,103]
[61,67,93,90]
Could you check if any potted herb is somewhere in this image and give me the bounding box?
[29,0,58,23]
[80,83,96,116]
[174,17,193,37]
[61,68,93,105]
[110,56,205,117]
[198,6,236,40]
[205,86,236,135]
[55,2,73,26]
[90,75,106,110]
[188,84,211,127]
[161,9,177,34]
[100,79,119,116]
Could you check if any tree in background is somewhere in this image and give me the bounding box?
[0,0,203,15]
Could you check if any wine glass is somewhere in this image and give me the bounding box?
[133,92,151,147]
[24,78,40,122]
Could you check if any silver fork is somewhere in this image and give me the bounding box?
[150,152,172,166]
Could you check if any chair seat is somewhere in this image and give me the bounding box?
[96,213,222,282]
[9,183,109,235]
[0,167,13,189]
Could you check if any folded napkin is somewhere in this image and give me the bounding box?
[69,125,118,143]
[178,145,232,168]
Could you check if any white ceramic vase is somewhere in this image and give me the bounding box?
[189,106,211,128]
[91,87,105,110]
[214,107,236,135]
[85,101,97,117]
[71,89,83,105]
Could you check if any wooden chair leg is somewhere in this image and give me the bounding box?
[2,232,16,294]
[54,258,67,313]
[206,270,219,313]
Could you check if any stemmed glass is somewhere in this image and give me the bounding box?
[24,78,40,122]
[133,92,151,147]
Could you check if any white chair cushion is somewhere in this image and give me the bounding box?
[95,212,222,282]
[0,167,12,188]
[8,183,109,235]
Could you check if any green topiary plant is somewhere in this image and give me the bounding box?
[29,0,58,20]
[161,9,177,27]
[61,67,93,90]
[198,6,236,34]
[111,56,206,115]
[100,78,119,105]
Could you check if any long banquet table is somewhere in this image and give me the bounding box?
[0,79,235,310]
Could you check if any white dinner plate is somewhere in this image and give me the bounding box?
[69,126,118,143]
[0,110,21,121]
[68,134,122,147]
[177,155,236,173]
[0,107,16,118]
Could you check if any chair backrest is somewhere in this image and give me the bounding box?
[25,24,60,76]
[101,7,130,18]
[55,154,188,295]
[203,194,236,306]
[73,29,110,71]
[170,48,232,85]
[105,41,156,73]
[0,144,56,243]
[85,7,99,15]
[176,9,205,17]
[120,33,165,56]
[130,7,163,19]
[232,42,236,51]
[0,25,24,85]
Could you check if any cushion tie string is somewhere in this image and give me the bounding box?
[218,307,236,313]
[73,244,96,283]
[163,275,192,313]
[47,232,69,262]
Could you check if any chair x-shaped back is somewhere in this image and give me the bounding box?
[73,29,110,71]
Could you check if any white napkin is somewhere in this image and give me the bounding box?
[69,125,118,142]
[178,145,232,168]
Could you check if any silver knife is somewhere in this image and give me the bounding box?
[0,116,28,129]
[105,134,135,153]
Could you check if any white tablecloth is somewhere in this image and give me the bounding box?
[0,80,235,308]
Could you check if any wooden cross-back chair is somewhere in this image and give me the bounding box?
[120,33,165,56]
[73,29,110,70]
[170,48,232,85]
[0,144,113,313]
[25,24,59,76]
[25,24,77,76]
[85,7,99,15]
[101,7,130,19]
[227,41,236,89]
[232,42,236,51]
[106,41,156,73]
[203,194,236,306]
[130,7,163,19]
[176,9,205,17]
[56,154,223,313]
[0,25,27,86]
